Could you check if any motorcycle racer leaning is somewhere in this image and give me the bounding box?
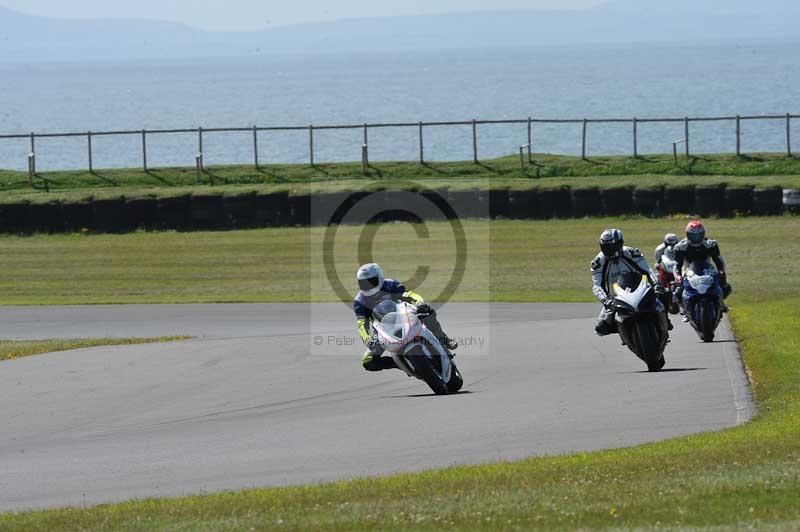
[654,233,680,268]
[591,229,673,336]
[673,220,733,320]
[354,263,458,372]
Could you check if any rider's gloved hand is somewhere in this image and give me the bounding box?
[602,298,615,310]
[416,303,433,317]
[718,270,727,283]
[366,334,382,353]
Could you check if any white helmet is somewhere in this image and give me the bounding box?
[357,263,384,297]
[663,233,679,247]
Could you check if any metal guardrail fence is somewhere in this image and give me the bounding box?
[2,113,796,181]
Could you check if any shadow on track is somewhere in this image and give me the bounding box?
[382,390,476,399]
[626,367,708,374]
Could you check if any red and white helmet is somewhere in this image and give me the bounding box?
[686,220,706,247]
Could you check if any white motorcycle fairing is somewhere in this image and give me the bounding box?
[372,302,453,384]
[612,275,660,323]
[661,255,678,278]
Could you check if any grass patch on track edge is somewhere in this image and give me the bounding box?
[0,337,191,362]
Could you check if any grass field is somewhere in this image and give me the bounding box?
[0,337,190,362]
[0,217,798,530]
[2,152,800,204]
[0,216,796,305]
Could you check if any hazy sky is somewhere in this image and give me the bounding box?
[0,0,602,31]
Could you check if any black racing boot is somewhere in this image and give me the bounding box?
[443,337,458,351]
[378,357,398,370]
[362,352,398,372]
[595,320,616,337]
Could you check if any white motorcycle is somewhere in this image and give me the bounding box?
[612,271,670,372]
[371,300,463,395]
[656,253,682,315]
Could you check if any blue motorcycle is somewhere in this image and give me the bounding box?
[681,260,724,342]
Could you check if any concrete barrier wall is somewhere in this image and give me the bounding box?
[0,185,793,234]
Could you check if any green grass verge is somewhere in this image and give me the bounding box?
[0,337,191,362]
[2,152,800,203]
[0,218,798,529]
[0,216,796,305]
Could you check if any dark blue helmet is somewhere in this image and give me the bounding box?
[600,228,624,258]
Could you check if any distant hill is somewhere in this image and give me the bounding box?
[607,0,800,15]
[1,1,799,63]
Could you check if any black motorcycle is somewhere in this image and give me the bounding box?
[612,271,670,372]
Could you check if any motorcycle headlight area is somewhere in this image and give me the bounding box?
[639,289,658,311]
[689,275,715,290]
[614,299,636,315]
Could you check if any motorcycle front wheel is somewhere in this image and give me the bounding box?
[636,320,666,372]
[700,299,717,343]
[447,363,464,394]
[406,346,450,395]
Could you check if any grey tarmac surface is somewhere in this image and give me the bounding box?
[0,303,753,512]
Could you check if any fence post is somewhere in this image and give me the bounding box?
[28,132,36,184]
[418,121,424,164]
[309,125,314,166]
[527,117,532,163]
[362,123,369,173]
[736,115,741,156]
[519,146,525,173]
[684,116,690,156]
[27,153,35,186]
[87,131,93,173]
[632,117,638,158]
[195,154,203,184]
[198,127,204,170]
[253,125,259,169]
[142,129,148,171]
[786,113,792,157]
[472,119,478,163]
[581,119,588,160]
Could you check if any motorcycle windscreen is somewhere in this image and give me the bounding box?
[374,305,420,349]
[613,273,657,313]
[371,299,398,322]
[689,274,716,293]
[615,271,646,292]
[687,260,715,277]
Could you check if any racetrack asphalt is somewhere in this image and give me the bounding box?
[0,303,753,512]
